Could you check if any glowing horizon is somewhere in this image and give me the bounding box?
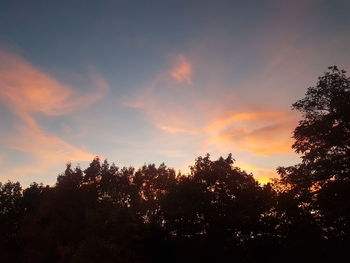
[0,0,349,185]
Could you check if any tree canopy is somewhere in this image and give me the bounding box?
[280,66,350,187]
[277,66,350,260]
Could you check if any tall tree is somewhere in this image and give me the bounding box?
[277,66,350,259]
[279,66,350,187]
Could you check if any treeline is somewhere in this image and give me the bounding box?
[0,66,349,262]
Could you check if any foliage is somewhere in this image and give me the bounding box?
[276,66,350,261]
[279,66,350,188]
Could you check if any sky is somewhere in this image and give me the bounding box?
[0,0,349,185]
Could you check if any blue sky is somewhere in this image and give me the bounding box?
[0,0,349,185]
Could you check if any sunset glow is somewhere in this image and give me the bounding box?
[0,0,349,185]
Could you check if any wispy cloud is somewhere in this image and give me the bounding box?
[202,112,296,155]
[128,54,296,155]
[3,121,94,177]
[0,51,109,180]
[0,52,109,117]
[169,54,193,85]
[126,52,299,182]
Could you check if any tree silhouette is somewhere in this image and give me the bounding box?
[277,66,350,261]
[279,66,350,187]
[0,181,23,261]
[160,154,276,262]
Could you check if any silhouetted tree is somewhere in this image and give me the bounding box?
[134,163,176,225]
[22,182,47,215]
[0,181,23,261]
[279,66,350,188]
[57,163,83,189]
[277,66,350,261]
[161,154,276,262]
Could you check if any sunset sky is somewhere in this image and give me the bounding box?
[0,0,349,185]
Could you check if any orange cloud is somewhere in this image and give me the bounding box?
[203,111,296,155]
[169,54,192,84]
[127,52,297,157]
[0,51,108,180]
[204,111,287,133]
[125,51,301,185]
[157,125,198,134]
[206,123,294,155]
[0,52,108,117]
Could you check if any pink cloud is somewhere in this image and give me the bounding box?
[126,51,302,183]
[169,54,193,85]
[202,111,297,155]
[0,51,108,180]
[0,52,108,117]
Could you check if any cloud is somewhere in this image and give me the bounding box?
[3,121,95,178]
[129,76,296,156]
[0,52,108,117]
[126,53,200,134]
[203,112,296,155]
[157,125,198,134]
[169,54,193,85]
[126,51,300,183]
[0,51,108,180]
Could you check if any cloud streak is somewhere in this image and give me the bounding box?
[126,52,299,182]
[203,112,296,155]
[169,54,193,85]
[0,52,108,117]
[0,51,108,180]
[128,54,296,155]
